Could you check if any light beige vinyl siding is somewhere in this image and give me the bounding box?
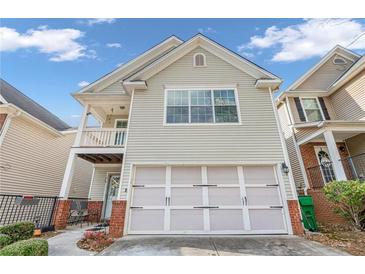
[329,70,365,121]
[121,47,294,200]
[101,81,126,93]
[294,127,320,144]
[0,116,92,197]
[277,104,305,191]
[296,54,355,90]
[102,115,129,128]
[346,133,365,156]
[89,165,121,201]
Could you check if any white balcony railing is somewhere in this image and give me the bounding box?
[79,128,127,147]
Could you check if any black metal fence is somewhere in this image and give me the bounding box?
[307,153,365,189]
[306,163,336,189]
[341,153,365,181]
[0,194,59,231]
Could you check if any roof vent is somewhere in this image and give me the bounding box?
[333,56,347,65]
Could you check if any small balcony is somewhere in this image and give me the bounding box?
[79,128,127,147]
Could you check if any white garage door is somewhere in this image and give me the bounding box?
[128,165,288,234]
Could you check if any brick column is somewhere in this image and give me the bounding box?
[287,200,304,236]
[87,201,103,223]
[54,200,71,230]
[109,200,127,238]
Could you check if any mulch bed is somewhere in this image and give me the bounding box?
[77,236,114,252]
[305,225,365,256]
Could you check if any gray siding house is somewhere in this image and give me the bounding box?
[56,34,303,236]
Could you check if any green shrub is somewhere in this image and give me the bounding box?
[323,180,365,231]
[0,233,12,249]
[0,239,48,256]
[0,222,35,243]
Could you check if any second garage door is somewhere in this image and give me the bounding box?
[128,165,288,234]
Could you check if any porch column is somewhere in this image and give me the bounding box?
[74,104,90,146]
[323,130,347,180]
[59,150,77,198]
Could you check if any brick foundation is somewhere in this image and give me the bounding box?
[307,189,346,225]
[54,200,71,230]
[87,201,103,223]
[287,200,304,235]
[109,200,127,238]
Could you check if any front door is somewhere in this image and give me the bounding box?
[104,175,120,219]
[314,146,336,183]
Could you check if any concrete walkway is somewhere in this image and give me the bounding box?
[99,235,350,256]
[48,226,97,256]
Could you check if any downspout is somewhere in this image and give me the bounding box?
[284,97,309,195]
[269,87,298,200]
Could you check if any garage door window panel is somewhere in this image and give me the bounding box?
[210,209,245,231]
[249,209,286,231]
[132,187,166,207]
[170,209,204,231]
[208,187,242,206]
[135,167,166,186]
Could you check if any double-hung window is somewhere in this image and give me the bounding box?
[166,89,239,124]
[300,98,323,122]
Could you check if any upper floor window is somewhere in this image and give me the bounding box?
[166,89,239,124]
[193,53,206,67]
[300,98,323,122]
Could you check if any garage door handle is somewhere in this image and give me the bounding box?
[270,206,283,209]
[193,184,217,187]
[193,206,219,209]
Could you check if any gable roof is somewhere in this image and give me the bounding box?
[0,79,70,131]
[328,54,365,93]
[77,35,183,94]
[126,34,280,81]
[286,45,360,91]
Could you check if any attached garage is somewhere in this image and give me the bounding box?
[127,165,289,235]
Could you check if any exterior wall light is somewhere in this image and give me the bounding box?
[281,162,289,175]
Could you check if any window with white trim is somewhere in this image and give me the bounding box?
[300,98,323,122]
[166,89,239,124]
[193,53,206,67]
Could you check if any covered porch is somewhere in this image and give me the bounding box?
[296,121,365,189]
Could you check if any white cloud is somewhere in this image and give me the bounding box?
[78,81,90,87]
[198,27,217,34]
[0,26,95,62]
[238,19,365,62]
[84,18,115,26]
[106,43,122,48]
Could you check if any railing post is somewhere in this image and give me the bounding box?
[74,104,90,147]
[323,130,347,181]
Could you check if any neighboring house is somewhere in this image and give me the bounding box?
[277,46,365,225]
[0,79,93,198]
[57,34,303,237]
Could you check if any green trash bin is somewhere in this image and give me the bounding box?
[298,195,318,232]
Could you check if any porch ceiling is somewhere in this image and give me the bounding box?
[77,153,123,164]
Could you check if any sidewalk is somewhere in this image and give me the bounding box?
[48,226,97,256]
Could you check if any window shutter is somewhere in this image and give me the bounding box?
[294,97,306,122]
[318,97,331,120]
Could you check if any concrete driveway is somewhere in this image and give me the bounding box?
[99,235,349,256]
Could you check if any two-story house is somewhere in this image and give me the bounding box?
[56,34,303,237]
[277,46,365,225]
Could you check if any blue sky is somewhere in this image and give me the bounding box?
[1,18,365,126]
